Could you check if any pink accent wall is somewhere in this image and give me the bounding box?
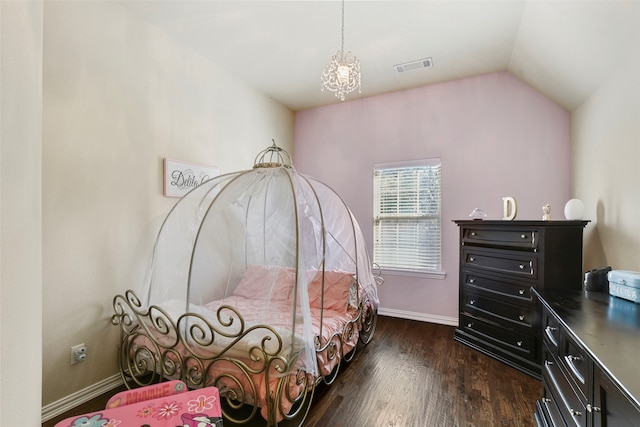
[294,71,570,323]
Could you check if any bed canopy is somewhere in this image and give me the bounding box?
[140,142,379,379]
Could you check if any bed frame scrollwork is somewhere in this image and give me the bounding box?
[111,289,377,427]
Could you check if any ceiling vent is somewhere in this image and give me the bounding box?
[394,57,433,74]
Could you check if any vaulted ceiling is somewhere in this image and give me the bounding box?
[120,1,640,112]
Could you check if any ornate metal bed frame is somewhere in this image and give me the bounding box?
[111,285,378,427]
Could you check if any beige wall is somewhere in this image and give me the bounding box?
[42,0,293,407]
[1,1,43,425]
[573,38,640,271]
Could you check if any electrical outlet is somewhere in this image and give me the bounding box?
[71,343,87,364]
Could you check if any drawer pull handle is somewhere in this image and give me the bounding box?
[565,355,586,384]
[519,264,525,270]
[521,234,527,239]
[467,323,473,328]
[518,289,525,295]
[587,404,601,413]
[569,409,582,417]
[545,326,557,332]
[469,256,476,262]
[542,398,552,403]
[468,278,475,284]
[470,232,477,237]
[516,340,523,347]
[469,300,475,305]
[518,315,525,321]
[544,360,554,366]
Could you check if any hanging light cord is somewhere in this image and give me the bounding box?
[341,0,345,53]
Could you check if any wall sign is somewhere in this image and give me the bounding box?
[164,158,220,197]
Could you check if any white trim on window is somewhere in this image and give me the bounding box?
[381,268,446,280]
[373,158,442,275]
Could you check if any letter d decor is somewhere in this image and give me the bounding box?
[502,196,517,220]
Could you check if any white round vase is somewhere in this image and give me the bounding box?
[564,199,584,220]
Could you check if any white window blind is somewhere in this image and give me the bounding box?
[373,159,442,273]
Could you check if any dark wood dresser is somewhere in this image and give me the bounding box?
[453,220,588,379]
[534,289,640,427]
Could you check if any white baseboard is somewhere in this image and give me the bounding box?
[42,373,124,423]
[378,307,459,326]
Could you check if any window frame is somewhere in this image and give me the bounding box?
[372,158,445,279]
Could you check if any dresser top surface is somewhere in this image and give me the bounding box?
[535,289,640,407]
[454,220,589,227]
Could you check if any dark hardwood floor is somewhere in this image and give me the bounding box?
[43,316,540,427]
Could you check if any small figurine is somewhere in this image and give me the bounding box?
[469,208,487,220]
[542,203,551,221]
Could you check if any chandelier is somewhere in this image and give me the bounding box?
[321,0,361,101]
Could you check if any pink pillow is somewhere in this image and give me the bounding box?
[233,265,296,301]
[308,271,354,312]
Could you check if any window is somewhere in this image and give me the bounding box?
[373,159,442,276]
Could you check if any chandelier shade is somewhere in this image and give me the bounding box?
[321,0,361,101]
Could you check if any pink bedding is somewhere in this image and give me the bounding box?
[193,296,358,421]
[232,264,355,312]
[128,268,361,422]
[205,265,359,376]
[201,295,359,374]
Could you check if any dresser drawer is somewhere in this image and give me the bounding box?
[462,292,538,330]
[462,269,534,304]
[543,344,587,427]
[460,314,538,362]
[463,248,538,279]
[537,384,569,427]
[560,333,590,402]
[542,308,560,350]
[462,227,538,250]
